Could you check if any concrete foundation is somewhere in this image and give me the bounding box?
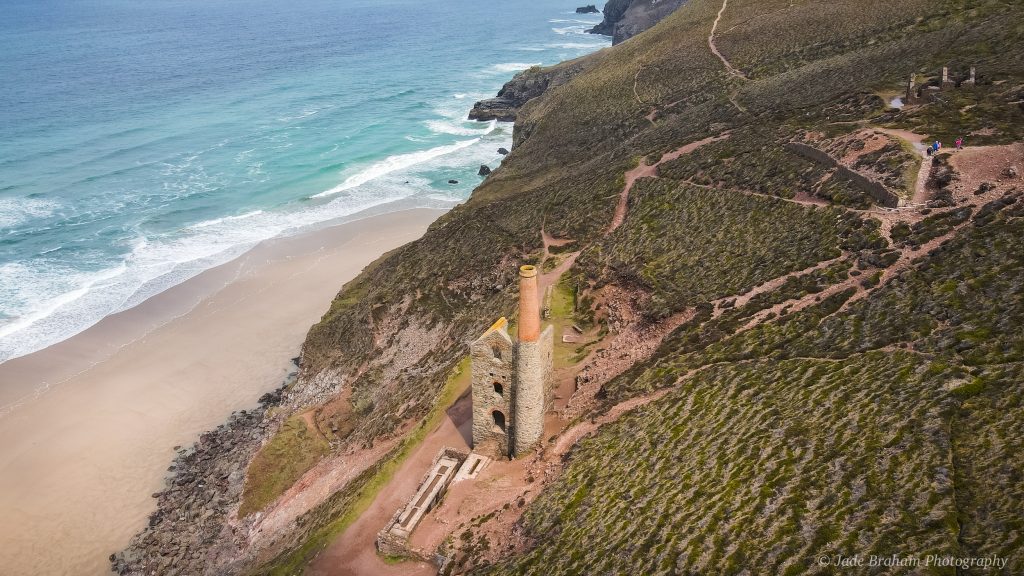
[453,453,491,483]
[376,448,467,557]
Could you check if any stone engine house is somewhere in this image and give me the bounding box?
[469,265,553,458]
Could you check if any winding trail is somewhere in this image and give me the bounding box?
[709,0,746,80]
[307,121,1018,576]
[379,142,1015,573]
[633,65,647,105]
[875,127,932,205]
[608,133,732,233]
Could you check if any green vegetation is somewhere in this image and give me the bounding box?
[115,0,1024,570]
[899,83,1024,145]
[481,353,964,575]
[548,276,593,369]
[238,414,329,518]
[284,0,1024,573]
[478,195,1024,575]
[258,357,471,575]
[657,128,859,201]
[897,206,973,248]
[953,364,1024,563]
[577,179,851,319]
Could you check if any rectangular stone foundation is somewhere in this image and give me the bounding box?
[376,447,468,557]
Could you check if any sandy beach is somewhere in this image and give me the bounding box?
[0,208,445,576]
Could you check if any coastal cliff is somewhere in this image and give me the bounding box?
[468,58,596,123]
[467,0,689,124]
[115,0,1024,574]
[588,0,687,44]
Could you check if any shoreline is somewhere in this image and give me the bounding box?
[0,207,446,576]
[0,201,453,416]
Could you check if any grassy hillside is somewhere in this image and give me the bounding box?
[483,208,1023,575]
[247,0,1024,571]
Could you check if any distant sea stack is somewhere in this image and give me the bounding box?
[576,5,600,13]
[468,60,590,123]
[588,0,687,44]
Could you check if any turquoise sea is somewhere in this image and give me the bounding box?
[0,0,608,363]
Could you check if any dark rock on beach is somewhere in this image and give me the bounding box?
[497,147,509,155]
[109,385,286,576]
[478,165,491,176]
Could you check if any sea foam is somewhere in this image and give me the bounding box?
[312,138,481,199]
[487,62,541,74]
[0,198,60,228]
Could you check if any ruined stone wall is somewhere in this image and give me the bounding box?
[375,510,408,557]
[512,324,553,456]
[375,447,467,560]
[470,321,514,456]
[785,141,902,207]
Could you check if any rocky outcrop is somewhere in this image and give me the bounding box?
[588,0,687,44]
[576,5,600,13]
[468,60,591,122]
[478,165,492,176]
[587,0,631,36]
[110,386,286,576]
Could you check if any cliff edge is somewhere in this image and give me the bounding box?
[468,58,595,123]
[588,0,687,44]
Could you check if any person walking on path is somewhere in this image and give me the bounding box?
[956,137,964,150]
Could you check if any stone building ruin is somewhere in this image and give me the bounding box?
[469,265,554,458]
[373,265,554,560]
[906,66,976,104]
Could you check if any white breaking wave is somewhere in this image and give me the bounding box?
[425,118,498,137]
[311,138,481,199]
[425,119,487,137]
[189,210,265,229]
[547,41,607,49]
[552,25,592,35]
[0,262,128,342]
[0,125,514,362]
[488,62,541,74]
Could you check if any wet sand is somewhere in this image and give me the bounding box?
[0,208,445,576]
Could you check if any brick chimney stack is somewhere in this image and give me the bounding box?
[517,265,540,342]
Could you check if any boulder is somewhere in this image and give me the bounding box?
[448,179,459,184]
[478,165,492,176]
[497,147,509,155]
